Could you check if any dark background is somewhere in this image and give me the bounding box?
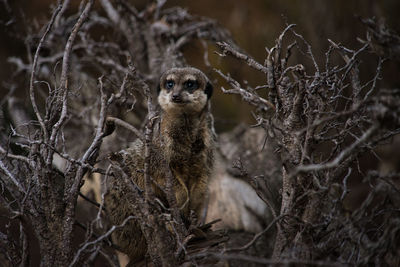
[2,0,400,130]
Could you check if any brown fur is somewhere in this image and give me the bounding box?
[104,67,214,264]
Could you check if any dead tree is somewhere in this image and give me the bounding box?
[214,22,400,265]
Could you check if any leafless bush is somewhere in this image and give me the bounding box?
[214,22,400,265]
[1,0,399,266]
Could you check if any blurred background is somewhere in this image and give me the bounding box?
[1,0,400,131]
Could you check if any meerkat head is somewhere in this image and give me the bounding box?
[157,67,213,114]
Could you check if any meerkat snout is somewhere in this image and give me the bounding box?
[171,91,183,103]
[157,67,213,113]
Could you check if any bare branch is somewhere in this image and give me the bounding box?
[29,2,62,142]
[214,68,275,110]
[216,42,268,74]
[0,159,26,194]
[50,0,94,146]
[0,144,30,165]
[106,116,144,141]
[69,215,135,267]
[295,123,378,173]
[225,214,286,252]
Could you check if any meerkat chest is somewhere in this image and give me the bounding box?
[158,113,212,182]
[165,134,206,171]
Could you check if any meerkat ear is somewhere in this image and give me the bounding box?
[156,84,161,95]
[205,81,213,99]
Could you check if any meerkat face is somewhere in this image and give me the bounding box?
[157,67,213,114]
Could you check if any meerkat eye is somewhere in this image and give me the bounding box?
[184,80,198,92]
[165,80,175,90]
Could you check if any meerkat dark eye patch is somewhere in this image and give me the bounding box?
[184,80,198,92]
[165,80,175,90]
[205,81,213,99]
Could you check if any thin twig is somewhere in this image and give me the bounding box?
[216,42,268,74]
[78,192,103,210]
[0,144,31,165]
[214,68,275,110]
[69,215,135,267]
[225,214,286,252]
[0,159,26,194]
[295,123,378,173]
[106,116,144,141]
[50,0,94,147]
[29,2,63,142]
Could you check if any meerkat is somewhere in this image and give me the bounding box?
[104,67,214,264]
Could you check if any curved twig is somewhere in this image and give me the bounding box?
[29,2,63,142]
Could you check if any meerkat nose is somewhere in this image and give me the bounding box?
[172,93,183,103]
